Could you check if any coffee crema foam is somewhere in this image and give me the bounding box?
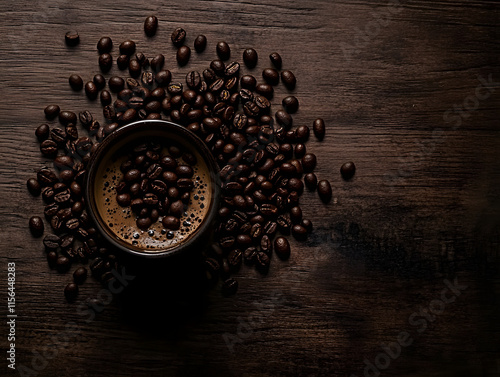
[94,145,212,252]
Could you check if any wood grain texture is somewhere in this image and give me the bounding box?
[1,0,500,376]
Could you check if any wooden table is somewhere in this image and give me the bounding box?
[1,1,499,376]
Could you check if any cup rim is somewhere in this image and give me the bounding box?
[84,119,220,258]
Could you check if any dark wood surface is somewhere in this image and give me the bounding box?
[1,1,500,376]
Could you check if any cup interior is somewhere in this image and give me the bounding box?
[85,120,220,258]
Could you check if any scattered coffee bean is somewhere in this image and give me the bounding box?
[216,41,230,60]
[144,15,158,37]
[29,216,44,237]
[64,283,78,301]
[282,96,299,113]
[68,74,83,91]
[73,267,88,284]
[65,31,80,46]
[304,173,318,190]
[177,46,191,66]
[100,90,112,106]
[274,236,290,259]
[117,54,129,70]
[243,48,258,68]
[281,70,296,90]
[97,37,113,53]
[263,68,279,86]
[340,161,356,180]
[313,118,325,140]
[194,35,207,52]
[269,52,282,69]
[171,27,186,46]
[317,180,332,203]
[99,53,113,73]
[119,40,136,55]
[85,81,98,100]
[44,105,60,120]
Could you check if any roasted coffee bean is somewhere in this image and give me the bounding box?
[116,54,129,70]
[149,53,165,72]
[301,153,317,172]
[97,90,111,107]
[262,68,279,86]
[287,178,304,194]
[317,180,332,203]
[282,95,299,114]
[295,125,310,142]
[65,31,80,46]
[116,193,131,207]
[281,70,297,90]
[293,143,305,159]
[301,219,313,233]
[274,237,290,259]
[263,221,278,236]
[304,173,318,190]
[136,217,152,230]
[242,48,258,68]
[269,52,282,68]
[186,70,201,89]
[275,110,293,128]
[41,187,55,203]
[143,193,159,206]
[65,123,78,140]
[256,251,270,272]
[228,248,243,270]
[44,104,60,120]
[103,105,116,121]
[50,128,66,146]
[90,75,105,92]
[27,178,41,197]
[171,27,186,46]
[68,74,83,91]
[190,34,207,52]
[254,95,270,111]
[216,41,230,60]
[221,278,238,296]
[162,216,180,230]
[168,200,183,218]
[108,76,125,92]
[40,140,58,157]
[97,37,113,53]
[340,161,356,180]
[144,15,158,37]
[29,216,44,237]
[59,234,74,250]
[243,247,258,265]
[256,83,274,99]
[119,40,136,55]
[290,206,303,224]
[43,234,60,250]
[124,169,141,183]
[240,75,257,91]
[35,124,50,141]
[56,255,71,273]
[37,167,58,187]
[153,70,171,87]
[292,224,307,241]
[65,218,79,231]
[73,266,88,285]
[260,203,278,217]
[312,118,326,140]
[98,53,113,73]
[128,59,141,77]
[175,165,194,178]
[225,61,240,77]
[176,46,191,66]
[85,81,98,100]
[64,283,78,301]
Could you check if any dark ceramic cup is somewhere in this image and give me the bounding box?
[85,120,220,258]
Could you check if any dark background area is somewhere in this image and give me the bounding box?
[1,0,500,376]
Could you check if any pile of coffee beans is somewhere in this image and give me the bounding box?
[115,141,196,231]
[27,15,355,300]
